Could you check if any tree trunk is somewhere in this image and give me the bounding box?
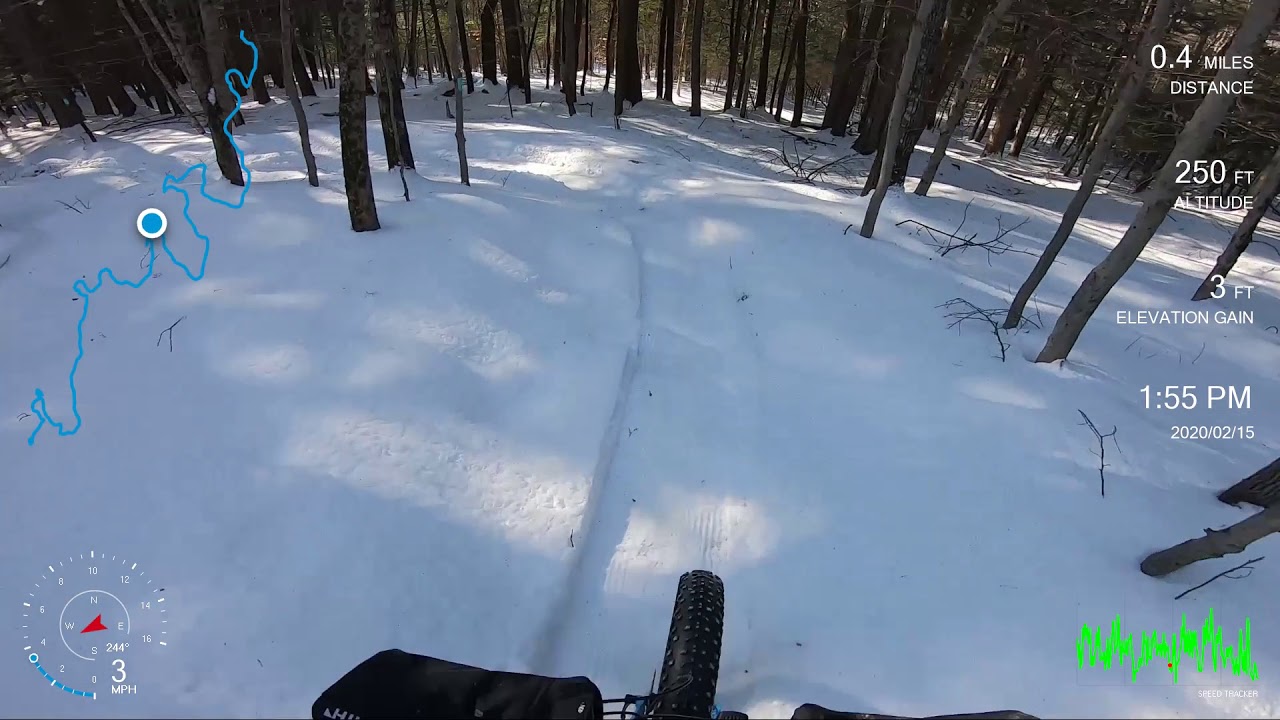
[1140,503,1280,577]
[117,0,204,132]
[614,0,642,113]
[821,0,865,132]
[724,0,746,112]
[736,0,760,115]
[604,0,617,91]
[281,0,319,186]
[500,0,528,91]
[1036,0,1280,363]
[451,0,471,183]
[885,0,947,184]
[455,0,476,93]
[198,0,244,126]
[1218,458,1280,509]
[334,0,380,230]
[982,21,1053,156]
[663,0,677,100]
[915,0,1011,195]
[754,0,779,108]
[860,0,935,237]
[429,0,454,80]
[689,0,704,115]
[852,0,910,153]
[374,0,414,176]
[1192,145,1280,300]
[560,0,578,112]
[163,0,244,183]
[481,0,500,83]
[1009,69,1051,156]
[769,0,797,115]
[788,0,807,127]
[0,0,86,130]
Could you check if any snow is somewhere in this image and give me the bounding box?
[3,74,1279,720]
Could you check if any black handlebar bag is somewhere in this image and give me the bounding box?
[313,649,605,719]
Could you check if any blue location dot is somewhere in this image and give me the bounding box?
[29,653,38,663]
[137,208,168,240]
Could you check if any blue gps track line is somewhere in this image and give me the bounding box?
[27,31,259,447]
[29,653,96,699]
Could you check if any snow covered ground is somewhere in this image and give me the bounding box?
[3,72,1280,719]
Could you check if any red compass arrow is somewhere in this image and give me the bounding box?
[80,614,108,634]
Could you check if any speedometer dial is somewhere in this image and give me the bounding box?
[20,551,167,700]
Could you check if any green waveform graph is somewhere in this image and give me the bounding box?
[1077,608,1259,683]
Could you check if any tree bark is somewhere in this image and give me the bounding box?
[1003,0,1173,328]
[724,0,746,112]
[853,0,910,154]
[860,0,935,237]
[1218,458,1280,509]
[451,0,471,184]
[560,0,579,112]
[281,0,319,186]
[754,0,779,108]
[374,0,415,176]
[117,0,204,132]
[886,0,948,184]
[334,0,381,230]
[914,0,1011,196]
[481,0,500,83]
[788,0,808,127]
[689,0,704,115]
[500,0,528,91]
[455,0,475,92]
[1192,144,1280,300]
[429,0,455,80]
[163,0,243,183]
[614,0,642,113]
[821,0,865,133]
[1036,0,1280,363]
[1140,503,1280,577]
[736,0,761,115]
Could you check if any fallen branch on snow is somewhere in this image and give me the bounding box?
[157,315,187,352]
[1174,556,1264,600]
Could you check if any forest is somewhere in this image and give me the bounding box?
[3,0,1280,714]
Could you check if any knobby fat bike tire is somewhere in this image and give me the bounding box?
[652,570,726,719]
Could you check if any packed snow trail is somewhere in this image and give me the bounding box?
[26,31,259,446]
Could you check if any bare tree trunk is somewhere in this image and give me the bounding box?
[689,0,704,115]
[374,0,414,202]
[429,0,454,80]
[1140,503,1280,577]
[915,0,1012,196]
[736,0,760,116]
[281,0,319,186]
[1036,0,1280,363]
[118,0,204,132]
[560,0,579,112]
[455,0,475,92]
[1192,144,1280,300]
[198,0,244,126]
[787,0,807,127]
[163,0,244,183]
[334,0,380,230]
[723,0,745,112]
[614,0,642,113]
[1002,0,1173,328]
[451,0,472,184]
[753,0,778,108]
[859,0,935,238]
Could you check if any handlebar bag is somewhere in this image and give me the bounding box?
[313,649,605,719]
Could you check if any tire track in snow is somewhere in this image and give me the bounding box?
[526,217,649,673]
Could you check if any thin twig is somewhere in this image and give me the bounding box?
[55,199,83,214]
[1174,556,1264,600]
[0,253,10,271]
[156,315,187,352]
[1078,410,1120,497]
